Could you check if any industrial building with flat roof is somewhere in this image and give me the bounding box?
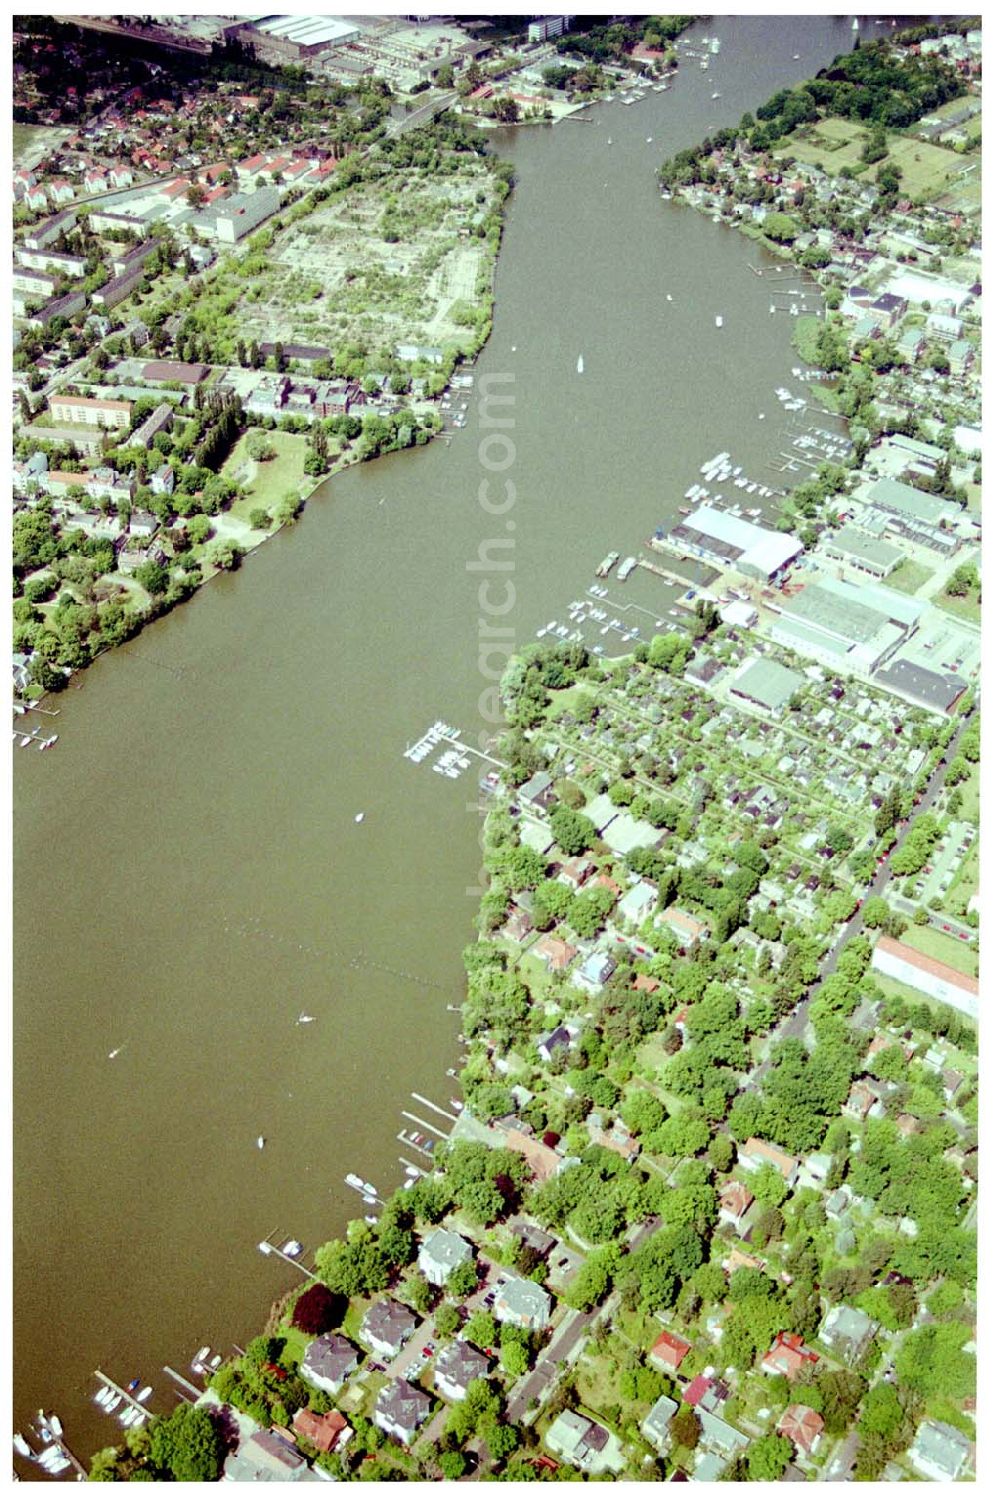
[770,576,923,676]
[820,526,903,580]
[872,658,968,716]
[243,14,361,61]
[856,475,959,531]
[659,504,802,582]
[730,656,805,715]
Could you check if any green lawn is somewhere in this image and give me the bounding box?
[933,588,980,624]
[222,429,313,521]
[779,116,965,201]
[959,762,979,824]
[943,842,978,919]
[886,559,934,595]
[902,922,978,979]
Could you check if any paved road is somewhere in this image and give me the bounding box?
[505,1216,661,1428]
[749,708,975,1084]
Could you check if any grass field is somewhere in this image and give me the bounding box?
[780,116,965,202]
[902,922,978,978]
[943,842,978,920]
[12,121,66,166]
[887,559,934,595]
[933,588,980,624]
[793,314,823,363]
[222,430,312,521]
[959,762,979,824]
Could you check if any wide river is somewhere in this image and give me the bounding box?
[13,14,883,1466]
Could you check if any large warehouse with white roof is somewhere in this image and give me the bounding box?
[659,504,802,582]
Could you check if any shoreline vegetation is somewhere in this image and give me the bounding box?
[79,18,978,1487]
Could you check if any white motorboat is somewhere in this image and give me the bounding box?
[282,1240,303,1257]
[256,1136,265,1150]
[577,354,584,374]
[354,812,365,823]
[13,1435,31,1458]
[135,1387,152,1404]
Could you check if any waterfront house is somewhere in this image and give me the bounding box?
[374,1378,432,1446]
[761,1332,820,1380]
[494,1276,551,1331]
[116,541,168,576]
[502,909,534,944]
[517,769,555,810]
[417,1228,474,1288]
[433,1339,491,1402]
[223,1428,307,1482]
[360,1298,417,1359]
[777,1404,824,1459]
[641,1394,680,1454]
[292,1407,352,1454]
[300,1333,360,1395]
[649,1329,692,1375]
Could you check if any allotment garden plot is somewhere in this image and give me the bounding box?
[234,167,493,354]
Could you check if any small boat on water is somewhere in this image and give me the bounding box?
[47,1415,62,1438]
[13,1435,31,1458]
[94,1386,110,1406]
[209,1356,222,1370]
[256,1136,265,1150]
[135,1387,152,1404]
[715,315,724,328]
[282,1240,303,1257]
[362,1181,378,1198]
[345,1172,365,1190]
[577,354,584,374]
[354,812,365,823]
[105,1395,122,1414]
[296,1014,315,1025]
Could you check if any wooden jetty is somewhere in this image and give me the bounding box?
[257,1231,315,1279]
[411,1092,460,1123]
[401,1109,449,1140]
[94,1369,155,1422]
[162,1365,203,1401]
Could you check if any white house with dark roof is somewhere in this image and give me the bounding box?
[374,1378,432,1446]
[434,1339,492,1401]
[418,1228,474,1288]
[360,1298,418,1359]
[300,1332,360,1394]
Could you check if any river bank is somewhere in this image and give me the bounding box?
[15,13,898,1471]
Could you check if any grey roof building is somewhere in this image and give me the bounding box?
[818,1305,875,1363]
[300,1332,361,1394]
[434,1339,492,1401]
[730,656,805,715]
[360,1298,418,1358]
[418,1228,474,1288]
[822,526,903,580]
[699,1410,750,1457]
[873,659,967,716]
[641,1394,680,1453]
[374,1377,432,1445]
[908,1420,972,1482]
[494,1276,551,1330]
[222,1428,308,1482]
